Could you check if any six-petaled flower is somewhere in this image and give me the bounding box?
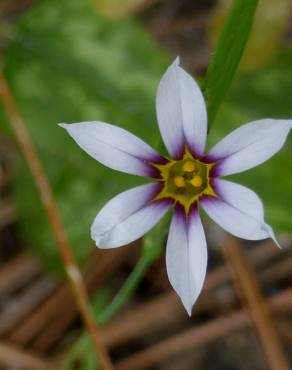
[60,58,292,315]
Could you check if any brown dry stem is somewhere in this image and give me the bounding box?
[0,72,114,370]
[223,237,290,370]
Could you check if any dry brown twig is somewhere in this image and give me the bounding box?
[223,236,290,370]
[142,238,287,290]
[0,341,46,370]
[114,287,292,370]
[0,72,114,370]
[0,197,16,229]
[0,254,41,296]
[100,239,291,350]
[279,320,292,343]
[28,248,129,353]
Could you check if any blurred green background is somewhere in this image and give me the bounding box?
[0,0,291,273]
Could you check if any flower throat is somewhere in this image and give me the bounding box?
[153,150,216,213]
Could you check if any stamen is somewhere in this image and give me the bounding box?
[182,161,196,172]
[174,176,185,188]
[190,175,202,188]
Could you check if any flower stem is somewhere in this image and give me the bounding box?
[97,215,170,324]
[0,72,114,370]
[203,0,259,127]
[97,254,153,324]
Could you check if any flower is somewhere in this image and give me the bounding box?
[60,58,292,315]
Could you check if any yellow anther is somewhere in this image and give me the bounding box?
[174,176,185,188]
[182,161,196,172]
[190,175,202,188]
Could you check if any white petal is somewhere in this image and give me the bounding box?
[91,183,171,248]
[156,58,207,158]
[201,179,278,245]
[207,119,292,176]
[177,62,208,156]
[60,122,164,177]
[166,206,207,316]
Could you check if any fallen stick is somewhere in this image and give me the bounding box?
[114,288,292,370]
[0,253,41,296]
[0,72,114,369]
[9,247,130,350]
[223,237,290,370]
[0,276,58,334]
[0,198,16,229]
[144,239,288,290]
[0,341,46,370]
[101,240,291,349]
[32,247,132,353]
[102,291,225,348]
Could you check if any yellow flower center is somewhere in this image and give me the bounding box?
[153,150,216,214]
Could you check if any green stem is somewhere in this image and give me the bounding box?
[96,215,170,324]
[96,254,153,324]
[203,0,259,126]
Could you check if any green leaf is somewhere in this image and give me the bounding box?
[59,333,99,370]
[203,0,259,126]
[208,0,290,72]
[207,51,292,233]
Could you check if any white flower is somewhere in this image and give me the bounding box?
[60,58,292,315]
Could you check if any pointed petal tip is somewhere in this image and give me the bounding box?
[264,224,281,248]
[275,240,281,249]
[58,123,69,129]
[271,236,281,249]
[173,56,180,66]
[186,305,193,317]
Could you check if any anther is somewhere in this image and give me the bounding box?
[182,161,196,172]
[190,175,202,188]
[174,176,185,188]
